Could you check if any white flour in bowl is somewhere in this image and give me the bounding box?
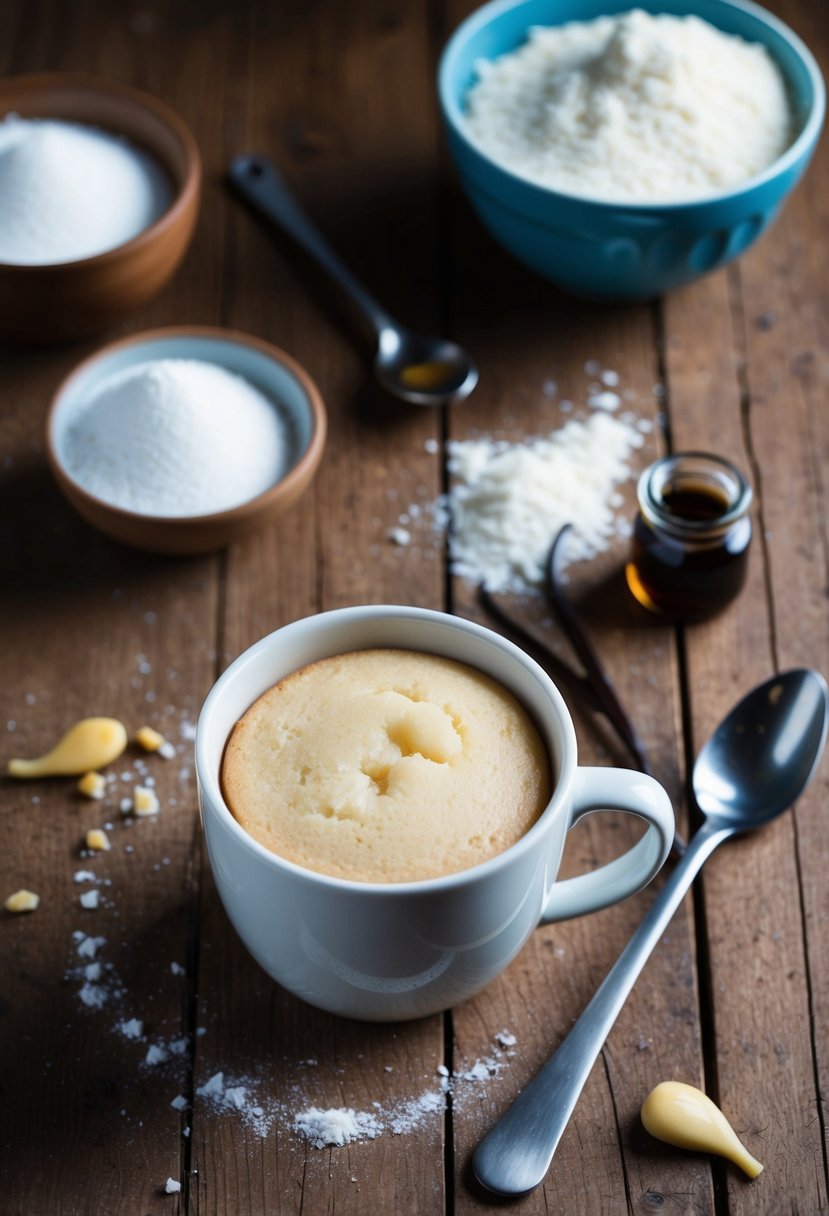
[0,115,170,264]
[61,358,292,517]
[465,9,792,202]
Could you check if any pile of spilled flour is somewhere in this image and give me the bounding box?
[387,361,655,594]
[445,412,643,593]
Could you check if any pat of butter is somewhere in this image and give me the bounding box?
[78,771,106,800]
[86,828,111,851]
[7,718,127,778]
[641,1081,763,1178]
[5,889,40,913]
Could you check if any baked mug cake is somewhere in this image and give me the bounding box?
[221,648,552,883]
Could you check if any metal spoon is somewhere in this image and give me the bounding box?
[227,155,478,407]
[473,668,829,1198]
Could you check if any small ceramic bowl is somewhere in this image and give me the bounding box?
[46,327,327,555]
[438,0,825,300]
[0,73,201,342]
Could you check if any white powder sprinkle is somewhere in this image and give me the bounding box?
[587,390,622,412]
[170,962,185,976]
[79,982,107,1009]
[145,1044,169,1066]
[444,412,643,592]
[119,1018,144,1040]
[387,526,411,547]
[79,889,100,910]
[74,870,97,883]
[77,935,106,959]
[294,1107,381,1149]
[197,1072,225,1099]
[164,1178,181,1195]
[171,1094,188,1111]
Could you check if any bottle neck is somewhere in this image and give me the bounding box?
[638,452,753,542]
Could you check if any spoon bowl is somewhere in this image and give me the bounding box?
[472,668,829,1198]
[375,325,478,407]
[694,670,829,825]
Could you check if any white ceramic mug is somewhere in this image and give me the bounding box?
[196,605,674,1021]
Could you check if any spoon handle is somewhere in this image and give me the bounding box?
[227,154,394,338]
[473,819,732,1197]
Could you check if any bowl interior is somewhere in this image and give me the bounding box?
[441,0,823,179]
[51,333,319,507]
[0,77,190,205]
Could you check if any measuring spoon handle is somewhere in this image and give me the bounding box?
[227,154,393,338]
[472,819,732,1197]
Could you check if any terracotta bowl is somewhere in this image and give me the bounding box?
[46,327,327,555]
[0,73,201,342]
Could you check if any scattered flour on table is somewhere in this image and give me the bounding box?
[61,359,293,518]
[0,114,170,264]
[464,9,792,202]
[445,412,643,593]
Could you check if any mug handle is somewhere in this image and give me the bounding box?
[540,767,674,923]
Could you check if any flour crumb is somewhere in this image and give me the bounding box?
[164,1178,181,1194]
[496,1029,518,1049]
[587,389,622,412]
[197,1072,225,1098]
[119,1018,144,1040]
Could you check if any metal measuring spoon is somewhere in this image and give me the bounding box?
[473,668,829,1198]
[228,155,478,408]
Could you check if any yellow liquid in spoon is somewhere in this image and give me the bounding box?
[398,360,457,392]
[641,1082,763,1178]
[7,717,128,778]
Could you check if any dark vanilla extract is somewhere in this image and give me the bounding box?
[626,455,753,621]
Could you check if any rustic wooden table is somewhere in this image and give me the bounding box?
[2,1,828,1213]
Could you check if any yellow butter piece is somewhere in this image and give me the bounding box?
[135,725,165,752]
[5,889,40,913]
[7,718,127,778]
[641,1081,763,1178]
[78,771,106,800]
[134,786,160,817]
[86,828,111,852]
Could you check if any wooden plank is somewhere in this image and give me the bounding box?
[0,0,232,1211]
[706,3,829,1210]
[661,15,829,1196]
[188,2,447,1213]
[438,7,710,1201]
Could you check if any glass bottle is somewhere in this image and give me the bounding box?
[626,452,753,621]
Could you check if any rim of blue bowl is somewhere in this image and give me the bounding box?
[438,0,826,213]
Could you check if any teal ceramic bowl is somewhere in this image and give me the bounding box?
[438,0,825,300]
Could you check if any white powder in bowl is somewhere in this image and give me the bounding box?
[0,115,170,264]
[61,358,292,517]
[465,9,792,202]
